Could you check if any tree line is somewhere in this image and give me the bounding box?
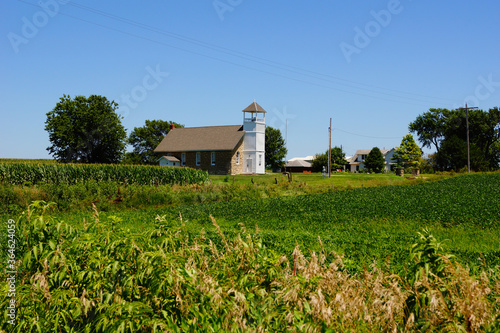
[45,95,499,172]
[311,108,500,173]
[409,107,500,171]
[310,134,422,174]
[45,95,287,169]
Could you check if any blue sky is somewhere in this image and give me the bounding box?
[1,0,499,160]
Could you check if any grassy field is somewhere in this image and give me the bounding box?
[210,171,447,186]
[49,173,500,274]
[1,161,499,331]
[1,170,447,215]
[1,172,499,331]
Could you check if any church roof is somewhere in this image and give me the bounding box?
[242,101,267,113]
[154,125,244,153]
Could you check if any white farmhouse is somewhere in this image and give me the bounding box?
[349,148,396,172]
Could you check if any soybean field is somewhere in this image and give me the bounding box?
[86,173,500,272]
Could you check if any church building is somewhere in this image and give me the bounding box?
[154,102,266,175]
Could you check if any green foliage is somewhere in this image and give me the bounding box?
[392,134,422,169]
[406,229,454,285]
[126,120,184,165]
[364,147,385,173]
[170,174,500,228]
[402,230,498,331]
[419,154,436,174]
[0,162,208,186]
[409,107,500,171]
[0,172,417,214]
[1,201,498,331]
[0,159,56,164]
[265,126,287,170]
[143,173,500,272]
[45,95,127,163]
[409,108,447,153]
[311,146,348,172]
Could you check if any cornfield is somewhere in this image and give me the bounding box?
[0,159,56,164]
[0,163,208,186]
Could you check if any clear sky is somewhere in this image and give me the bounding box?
[1,0,499,160]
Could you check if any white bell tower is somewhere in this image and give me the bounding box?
[242,101,266,174]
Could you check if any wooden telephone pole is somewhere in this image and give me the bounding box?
[456,104,478,173]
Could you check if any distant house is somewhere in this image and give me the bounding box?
[284,156,314,173]
[154,102,266,175]
[349,148,396,172]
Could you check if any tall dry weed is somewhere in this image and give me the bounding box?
[7,206,499,332]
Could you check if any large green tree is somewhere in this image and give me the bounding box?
[409,107,500,170]
[392,134,422,169]
[265,126,287,170]
[125,120,184,165]
[311,146,349,172]
[408,108,448,154]
[45,95,126,163]
[364,147,385,173]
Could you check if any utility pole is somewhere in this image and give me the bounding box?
[285,118,288,162]
[456,104,478,173]
[328,118,332,178]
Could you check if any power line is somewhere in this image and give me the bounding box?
[333,128,402,139]
[62,1,456,105]
[15,0,455,106]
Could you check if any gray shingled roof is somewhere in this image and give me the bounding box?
[154,125,244,153]
[285,160,312,168]
[158,156,180,162]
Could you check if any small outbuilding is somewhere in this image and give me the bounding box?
[158,156,181,167]
[284,159,313,173]
[284,156,314,173]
